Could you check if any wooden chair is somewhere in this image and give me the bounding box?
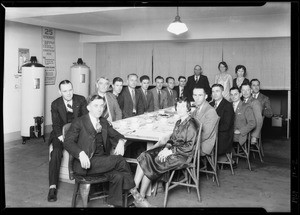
[234,133,252,171]
[199,117,220,187]
[250,133,264,163]
[62,123,128,207]
[217,152,235,175]
[163,123,203,207]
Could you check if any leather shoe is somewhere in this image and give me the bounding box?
[134,199,155,207]
[47,188,57,202]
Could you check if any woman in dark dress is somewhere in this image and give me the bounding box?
[134,97,198,200]
[232,65,250,89]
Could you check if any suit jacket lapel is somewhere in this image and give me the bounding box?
[58,97,68,124]
[196,101,209,121]
[72,96,80,117]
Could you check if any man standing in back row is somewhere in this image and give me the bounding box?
[185,65,211,102]
[47,80,88,202]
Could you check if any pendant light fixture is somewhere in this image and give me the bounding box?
[167,7,188,35]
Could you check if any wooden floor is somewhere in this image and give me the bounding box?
[4,135,291,211]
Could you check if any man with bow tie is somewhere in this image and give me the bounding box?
[63,95,152,207]
[48,80,88,202]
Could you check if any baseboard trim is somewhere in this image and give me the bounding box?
[4,125,52,143]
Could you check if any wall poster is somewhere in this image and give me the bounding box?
[18,48,30,73]
[42,27,56,85]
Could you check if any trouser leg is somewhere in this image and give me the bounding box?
[49,138,63,187]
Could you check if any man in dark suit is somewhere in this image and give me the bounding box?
[63,95,152,207]
[210,84,234,157]
[117,73,144,119]
[47,80,88,202]
[138,75,154,113]
[163,76,178,107]
[184,65,211,102]
[174,76,186,99]
[111,77,124,98]
[250,79,273,118]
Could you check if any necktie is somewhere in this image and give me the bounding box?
[67,103,73,113]
[132,89,136,110]
[214,102,217,109]
[180,88,183,97]
[144,90,148,102]
[158,90,161,109]
[195,76,199,83]
[95,120,102,133]
[102,104,109,119]
[170,90,173,97]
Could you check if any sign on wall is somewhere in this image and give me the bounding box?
[18,48,30,73]
[42,27,56,85]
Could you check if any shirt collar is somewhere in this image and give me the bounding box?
[89,113,99,127]
[63,99,72,107]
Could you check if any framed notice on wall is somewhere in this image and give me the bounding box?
[18,48,30,73]
[42,27,56,85]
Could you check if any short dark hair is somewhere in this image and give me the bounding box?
[193,87,207,95]
[127,73,138,79]
[178,76,186,81]
[140,75,150,82]
[86,94,105,105]
[240,82,251,90]
[166,76,175,83]
[250,78,260,86]
[218,61,228,71]
[155,76,164,82]
[59,80,72,90]
[175,97,191,112]
[211,83,224,91]
[230,86,241,93]
[112,77,123,85]
[235,65,247,76]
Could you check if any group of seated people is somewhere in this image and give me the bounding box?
[47,62,273,207]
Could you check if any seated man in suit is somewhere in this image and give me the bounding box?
[63,95,153,207]
[230,87,256,147]
[191,88,219,156]
[185,65,211,103]
[48,80,88,202]
[94,77,122,122]
[210,84,235,162]
[111,77,124,98]
[163,76,178,107]
[117,73,144,119]
[151,76,168,111]
[138,75,154,113]
[174,76,186,99]
[250,79,273,118]
[241,83,263,144]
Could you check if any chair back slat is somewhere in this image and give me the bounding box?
[195,123,203,180]
[213,117,220,168]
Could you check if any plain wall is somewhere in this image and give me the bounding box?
[3,21,86,142]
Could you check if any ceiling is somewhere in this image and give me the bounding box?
[4,3,290,36]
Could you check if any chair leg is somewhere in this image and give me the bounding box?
[226,153,235,175]
[153,182,159,197]
[71,182,80,207]
[245,143,252,171]
[123,191,128,207]
[79,183,91,207]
